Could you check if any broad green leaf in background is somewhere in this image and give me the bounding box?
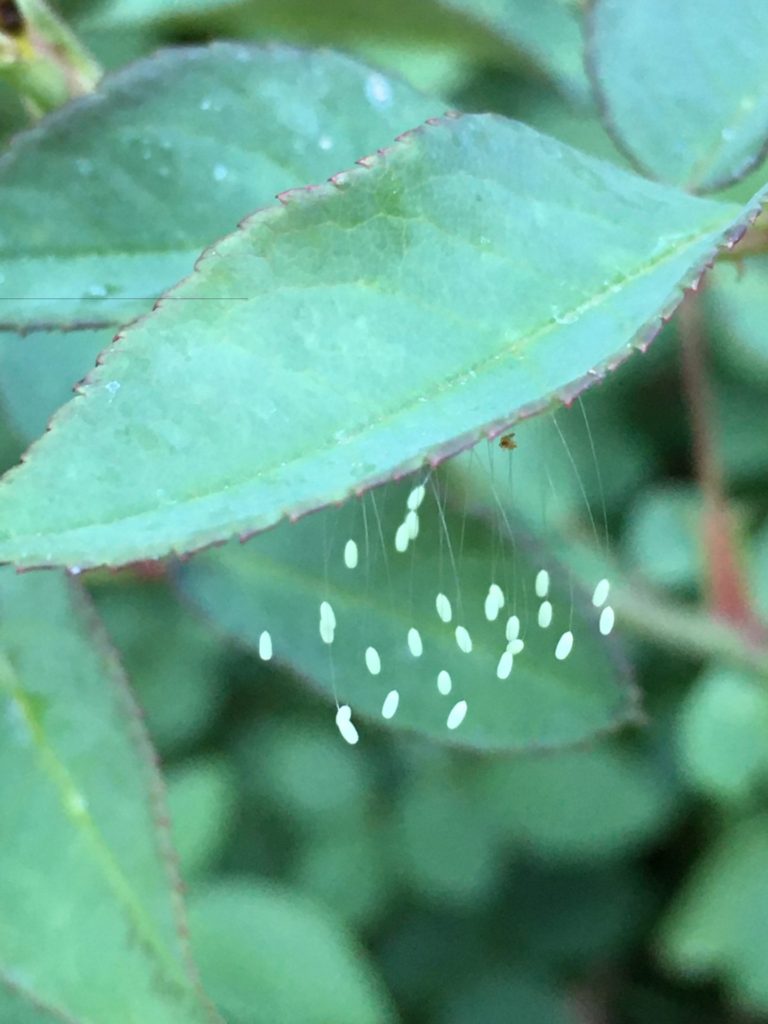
[0,43,439,330]
[435,968,571,1024]
[0,111,763,569]
[707,256,768,383]
[476,744,675,862]
[178,481,639,752]
[166,757,237,880]
[238,719,375,828]
[622,485,703,590]
[443,0,590,104]
[0,570,216,1024]
[659,815,768,1013]
[677,666,768,801]
[587,0,768,192]
[291,826,392,929]
[91,579,226,755]
[188,879,396,1024]
[0,330,108,441]
[79,0,581,97]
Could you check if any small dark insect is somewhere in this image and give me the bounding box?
[0,0,23,35]
[499,432,517,450]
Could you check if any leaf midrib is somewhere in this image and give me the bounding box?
[0,207,734,551]
[0,653,197,1013]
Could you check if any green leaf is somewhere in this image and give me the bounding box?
[677,666,768,801]
[394,764,506,904]
[188,879,396,1024]
[477,744,675,861]
[92,579,226,755]
[0,43,438,331]
[442,0,590,103]
[707,256,768,383]
[0,113,762,570]
[622,484,703,590]
[659,815,768,1012]
[80,0,567,93]
[587,0,768,192]
[436,968,571,1024]
[0,569,215,1023]
[291,826,392,928]
[166,757,237,881]
[177,480,639,752]
[238,719,375,827]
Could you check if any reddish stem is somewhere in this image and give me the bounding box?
[678,292,763,639]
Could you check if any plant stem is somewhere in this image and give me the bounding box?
[678,292,766,643]
[611,580,768,681]
[0,0,101,117]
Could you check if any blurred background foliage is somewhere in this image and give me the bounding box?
[2,1,768,1022]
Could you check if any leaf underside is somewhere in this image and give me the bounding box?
[587,0,768,193]
[0,108,762,570]
[178,478,640,753]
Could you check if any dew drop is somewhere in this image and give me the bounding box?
[365,72,393,108]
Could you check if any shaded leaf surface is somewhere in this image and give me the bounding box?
[0,570,213,1023]
[677,666,768,801]
[588,0,768,192]
[707,256,768,382]
[659,815,768,1012]
[188,879,396,1024]
[0,113,759,569]
[0,43,438,330]
[0,330,108,441]
[443,0,590,103]
[177,481,639,752]
[81,0,555,86]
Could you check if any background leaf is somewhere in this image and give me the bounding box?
[707,256,768,383]
[587,0,768,192]
[177,478,639,752]
[659,816,768,1013]
[0,330,108,441]
[677,666,768,801]
[188,879,396,1024]
[0,113,760,569]
[0,569,215,1023]
[442,0,590,103]
[79,0,583,98]
[0,42,439,330]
